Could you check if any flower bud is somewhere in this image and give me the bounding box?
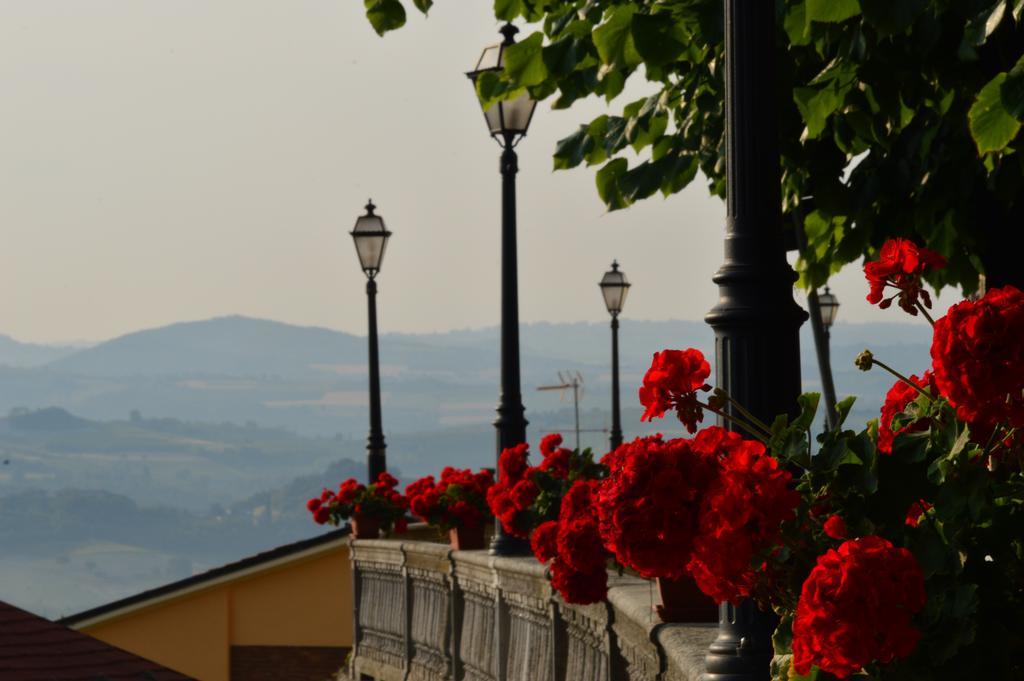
[855,350,874,372]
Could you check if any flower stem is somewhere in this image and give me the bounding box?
[696,400,770,442]
[915,302,936,327]
[718,391,774,436]
[870,358,934,401]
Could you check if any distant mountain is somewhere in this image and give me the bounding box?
[0,315,933,437]
[0,334,78,368]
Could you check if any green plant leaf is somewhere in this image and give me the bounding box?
[1002,55,1024,119]
[364,0,406,35]
[970,72,1023,154]
[503,32,547,87]
[593,4,642,69]
[553,126,591,170]
[411,0,432,13]
[962,1,1008,48]
[794,86,841,139]
[860,0,928,36]
[805,0,859,25]
[493,0,525,22]
[631,12,687,67]
[595,158,628,210]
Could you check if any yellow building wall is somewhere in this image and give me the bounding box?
[81,543,351,681]
[230,547,352,647]
[84,588,229,681]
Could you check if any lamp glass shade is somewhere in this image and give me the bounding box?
[467,31,537,138]
[818,287,839,328]
[351,207,391,277]
[599,262,630,315]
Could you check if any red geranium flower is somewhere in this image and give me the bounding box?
[638,349,712,432]
[530,520,559,563]
[549,558,608,605]
[931,286,1024,432]
[878,371,934,454]
[792,536,926,679]
[687,430,798,603]
[864,238,946,315]
[823,515,847,540]
[598,434,718,580]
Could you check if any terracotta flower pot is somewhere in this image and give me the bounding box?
[655,576,718,623]
[350,513,382,540]
[449,524,485,551]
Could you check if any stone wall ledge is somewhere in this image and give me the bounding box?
[348,538,716,681]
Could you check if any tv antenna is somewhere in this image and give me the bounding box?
[537,371,585,450]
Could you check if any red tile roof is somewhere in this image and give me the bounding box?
[0,600,193,680]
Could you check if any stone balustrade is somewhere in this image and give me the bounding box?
[348,539,716,681]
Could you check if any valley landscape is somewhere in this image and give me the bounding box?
[0,315,931,618]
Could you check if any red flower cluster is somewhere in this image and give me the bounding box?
[545,479,609,604]
[878,371,934,454]
[486,443,534,537]
[487,434,601,539]
[792,536,926,679]
[823,515,847,540]
[306,472,409,533]
[638,349,712,432]
[687,428,799,603]
[864,238,946,315]
[931,286,1024,433]
[597,434,718,580]
[405,467,494,533]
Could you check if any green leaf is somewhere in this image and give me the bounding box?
[1015,0,1024,23]
[962,1,1008,48]
[805,0,859,25]
[553,127,591,170]
[364,0,406,36]
[593,4,642,69]
[784,2,811,46]
[542,35,579,79]
[794,86,841,139]
[494,0,525,22]
[503,32,547,87]
[631,12,687,67]
[970,72,1023,154]
[595,158,628,210]
[833,396,857,429]
[794,393,821,431]
[1002,55,1024,119]
[411,0,432,13]
[860,0,927,36]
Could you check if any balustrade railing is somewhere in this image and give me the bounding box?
[349,539,716,681]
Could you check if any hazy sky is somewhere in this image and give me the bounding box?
[0,1,955,344]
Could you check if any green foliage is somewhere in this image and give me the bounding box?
[366,0,1024,293]
[765,379,1024,679]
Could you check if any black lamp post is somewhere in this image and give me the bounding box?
[350,200,392,483]
[599,261,630,452]
[816,286,840,429]
[467,23,538,556]
[704,2,807,679]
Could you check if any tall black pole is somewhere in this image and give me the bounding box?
[490,133,530,556]
[704,1,806,679]
[806,288,839,430]
[609,315,623,451]
[365,277,387,482]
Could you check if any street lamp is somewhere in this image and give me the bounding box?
[467,23,536,556]
[814,286,840,431]
[350,199,392,483]
[818,286,839,331]
[599,261,630,452]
